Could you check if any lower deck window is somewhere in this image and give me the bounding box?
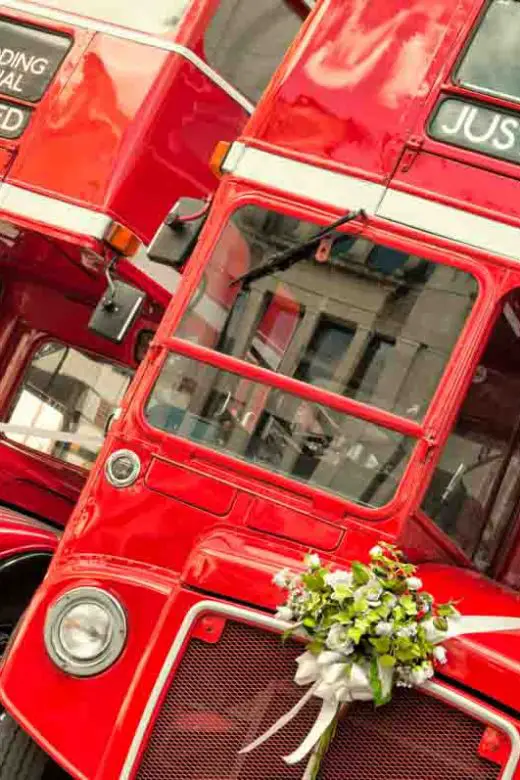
[146,354,414,508]
[5,342,132,470]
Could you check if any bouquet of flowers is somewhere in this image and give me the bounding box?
[241,543,459,778]
[275,543,457,696]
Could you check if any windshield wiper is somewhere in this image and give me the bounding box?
[230,209,365,288]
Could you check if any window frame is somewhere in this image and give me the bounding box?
[134,192,489,521]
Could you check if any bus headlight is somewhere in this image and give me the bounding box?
[44,588,127,676]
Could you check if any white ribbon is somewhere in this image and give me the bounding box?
[0,423,103,446]
[239,615,520,766]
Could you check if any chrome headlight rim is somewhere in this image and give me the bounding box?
[44,587,127,677]
[105,448,141,488]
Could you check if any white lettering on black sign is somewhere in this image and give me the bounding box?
[430,98,520,165]
[0,99,31,139]
[0,19,71,102]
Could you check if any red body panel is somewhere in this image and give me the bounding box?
[244,0,473,181]
[0,231,165,529]
[0,1,249,243]
[0,507,58,560]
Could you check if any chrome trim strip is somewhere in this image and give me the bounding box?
[121,599,520,780]
[0,183,111,238]
[422,681,520,780]
[223,144,520,263]
[0,1,254,113]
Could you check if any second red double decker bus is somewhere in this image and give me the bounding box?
[0,0,310,666]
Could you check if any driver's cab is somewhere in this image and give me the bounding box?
[420,290,520,590]
[144,199,520,597]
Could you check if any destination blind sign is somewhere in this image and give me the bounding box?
[0,19,71,103]
[430,98,520,166]
[0,99,31,139]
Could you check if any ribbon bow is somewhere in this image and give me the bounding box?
[240,616,520,766]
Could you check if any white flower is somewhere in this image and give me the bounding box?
[326,624,354,654]
[305,553,321,569]
[325,570,353,589]
[433,646,448,665]
[423,619,440,642]
[410,662,434,686]
[356,579,383,605]
[375,621,393,637]
[369,545,383,557]
[275,606,293,622]
[272,568,292,588]
[406,576,423,591]
[397,624,417,639]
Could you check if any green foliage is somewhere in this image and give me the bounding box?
[276,541,456,695]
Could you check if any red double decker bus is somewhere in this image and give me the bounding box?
[2,0,520,778]
[0,0,309,678]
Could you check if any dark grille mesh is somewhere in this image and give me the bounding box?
[136,620,503,780]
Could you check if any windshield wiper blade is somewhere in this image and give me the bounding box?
[230,208,365,287]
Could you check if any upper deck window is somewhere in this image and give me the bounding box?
[34,0,191,35]
[456,0,520,103]
[175,207,478,422]
[204,0,305,102]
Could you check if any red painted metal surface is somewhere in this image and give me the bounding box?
[0,1,249,245]
[3,1,520,779]
[0,0,261,546]
[0,507,58,560]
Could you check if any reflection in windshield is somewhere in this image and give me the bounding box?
[176,207,478,421]
[35,0,191,34]
[146,354,414,507]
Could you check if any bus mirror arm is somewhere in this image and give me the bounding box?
[103,259,117,312]
[88,258,146,344]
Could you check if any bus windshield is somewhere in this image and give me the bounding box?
[145,207,478,508]
[34,0,191,34]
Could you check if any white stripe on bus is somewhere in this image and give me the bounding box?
[0,182,111,238]
[223,143,520,264]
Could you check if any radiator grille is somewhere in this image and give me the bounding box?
[136,620,503,780]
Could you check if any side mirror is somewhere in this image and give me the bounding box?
[147,197,209,270]
[89,271,145,343]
